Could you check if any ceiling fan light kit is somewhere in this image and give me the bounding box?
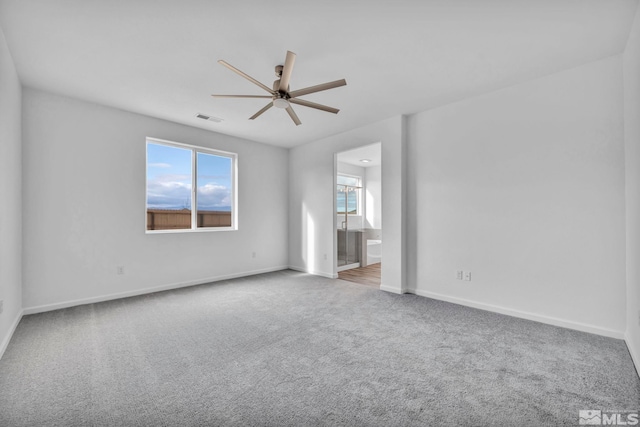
[273,98,290,109]
[212,50,346,126]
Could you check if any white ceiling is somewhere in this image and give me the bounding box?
[338,143,382,168]
[0,0,637,148]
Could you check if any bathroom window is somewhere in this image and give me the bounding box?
[337,174,361,215]
[146,138,237,232]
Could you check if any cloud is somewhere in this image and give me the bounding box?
[147,178,192,209]
[148,162,172,168]
[197,183,231,209]
[147,176,231,210]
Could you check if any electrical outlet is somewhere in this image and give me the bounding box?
[324,254,328,261]
[464,271,471,281]
[0,300,3,314]
[117,266,124,275]
[252,252,256,258]
[456,270,464,280]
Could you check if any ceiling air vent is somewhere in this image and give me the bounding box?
[195,113,223,123]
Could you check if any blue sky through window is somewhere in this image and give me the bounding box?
[147,142,232,211]
[197,152,232,211]
[337,189,358,214]
[337,174,360,214]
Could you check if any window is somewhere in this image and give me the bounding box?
[337,174,361,215]
[146,138,237,232]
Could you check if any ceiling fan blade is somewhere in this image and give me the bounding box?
[218,60,275,95]
[285,106,301,126]
[289,98,339,114]
[278,51,296,93]
[249,102,273,120]
[288,79,347,98]
[212,94,273,98]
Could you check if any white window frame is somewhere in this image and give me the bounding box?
[145,137,238,233]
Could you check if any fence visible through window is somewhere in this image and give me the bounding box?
[146,209,232,230]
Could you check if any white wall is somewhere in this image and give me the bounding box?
[22,89,289,310]
[624,4,640,367]
[406,56,626,337]
[0,26,22,356]
[289,116,405,292]
[365,165,382,230]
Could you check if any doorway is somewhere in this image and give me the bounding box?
[335,143,382,287]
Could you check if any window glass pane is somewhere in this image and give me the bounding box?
[337,186,347,214]
[196,152,232,228]
[337,174,360,215]
[337,174,359,187]
[337,187,359,214]
[346,189,358,214]
[146,143,192,230]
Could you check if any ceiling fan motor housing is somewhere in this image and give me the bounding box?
[273,79,290,96]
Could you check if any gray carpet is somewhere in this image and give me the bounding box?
[0,270,638,426]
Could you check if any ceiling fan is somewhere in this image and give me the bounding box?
[212,51,346,126]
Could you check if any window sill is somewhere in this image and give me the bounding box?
[146,227,237,234]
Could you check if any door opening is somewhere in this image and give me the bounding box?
[335,143,382,287]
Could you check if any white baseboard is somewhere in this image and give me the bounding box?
[626,333,640,376]
[288,265,338,279]
[380,284,404,294]
[23,266,289,315]
[0,309,24,360]
[408,288,625,340]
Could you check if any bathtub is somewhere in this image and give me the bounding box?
[367,239,382,265]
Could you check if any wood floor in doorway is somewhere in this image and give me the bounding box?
[338,263,381,288]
